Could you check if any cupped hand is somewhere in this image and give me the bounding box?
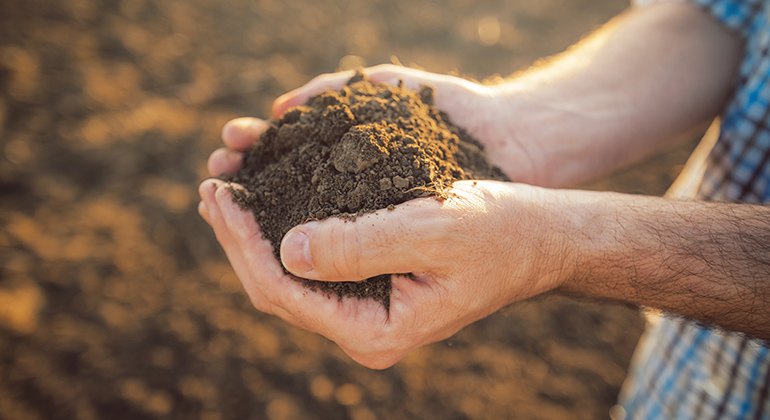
[207,64,537,184]
[199,177,569,369]
[199,65,558,368]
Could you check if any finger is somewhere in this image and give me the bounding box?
[222,118,271,151]
[201,181,261,296]
[364,64,437,89]
[202,180,285,314]
[272,65,486,118]
[199,179,237,247]
[207,148,244,176]
[280,198,447,282]
[270,66,415,118]
[364,64,461,87]
[198,178,224,214]
[365,64,488,109]
[213,184,287,282]
[202,181,394,343]
[270,65,427,118]
[208,183,419,367]
[210,183,319,319]
[272,70,356,118]
[198,200,210,224]
[199,179,236,250]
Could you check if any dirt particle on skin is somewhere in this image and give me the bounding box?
[225,73,507,309]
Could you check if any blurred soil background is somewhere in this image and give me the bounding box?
[0,0,701,418]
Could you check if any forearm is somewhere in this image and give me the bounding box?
[554,190,770,339]
[493,2,742,187]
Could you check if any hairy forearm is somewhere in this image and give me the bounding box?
[555,190,770,339]
[494,2,742,187]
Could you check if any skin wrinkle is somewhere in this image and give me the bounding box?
[346,222,359,280]
[327,222,346,279]
[448,185,521,300]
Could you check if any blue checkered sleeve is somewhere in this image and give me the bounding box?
[633,0,763,38]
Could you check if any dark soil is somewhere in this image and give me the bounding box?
[226,73,507,308]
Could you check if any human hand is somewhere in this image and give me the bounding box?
[199,177,569,369]
[200,65,565,368]
[208,64,538,184]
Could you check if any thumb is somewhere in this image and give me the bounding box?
[280,203,441,282]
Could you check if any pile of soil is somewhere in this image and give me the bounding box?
[226,72,508,308]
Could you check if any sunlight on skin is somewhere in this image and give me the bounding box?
[198,65,559,368]
[197,4,770,370]
[272,66,491,118]
[201,182,388,324]
[206,148,242,177]
[199,179,441,368]
[274,180,559,367]
[222,64,536,186]
[200,71,558,366]
[199,170,553,368]
[271,66,507,166]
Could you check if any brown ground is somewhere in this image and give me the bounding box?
[0,0,700,419]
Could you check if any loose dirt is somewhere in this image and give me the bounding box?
[225,73,507,308]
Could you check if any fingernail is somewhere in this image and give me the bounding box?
[281,231,312,274]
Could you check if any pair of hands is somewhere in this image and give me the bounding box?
[198,65,567,368]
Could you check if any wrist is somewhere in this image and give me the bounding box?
[495,184,583,301]
[553,189,652,303]
[533,187,590,294]
[540,188,624,297]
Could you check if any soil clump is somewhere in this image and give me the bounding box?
[226,73,507,309]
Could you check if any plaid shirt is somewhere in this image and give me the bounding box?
[618,0,770,419]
